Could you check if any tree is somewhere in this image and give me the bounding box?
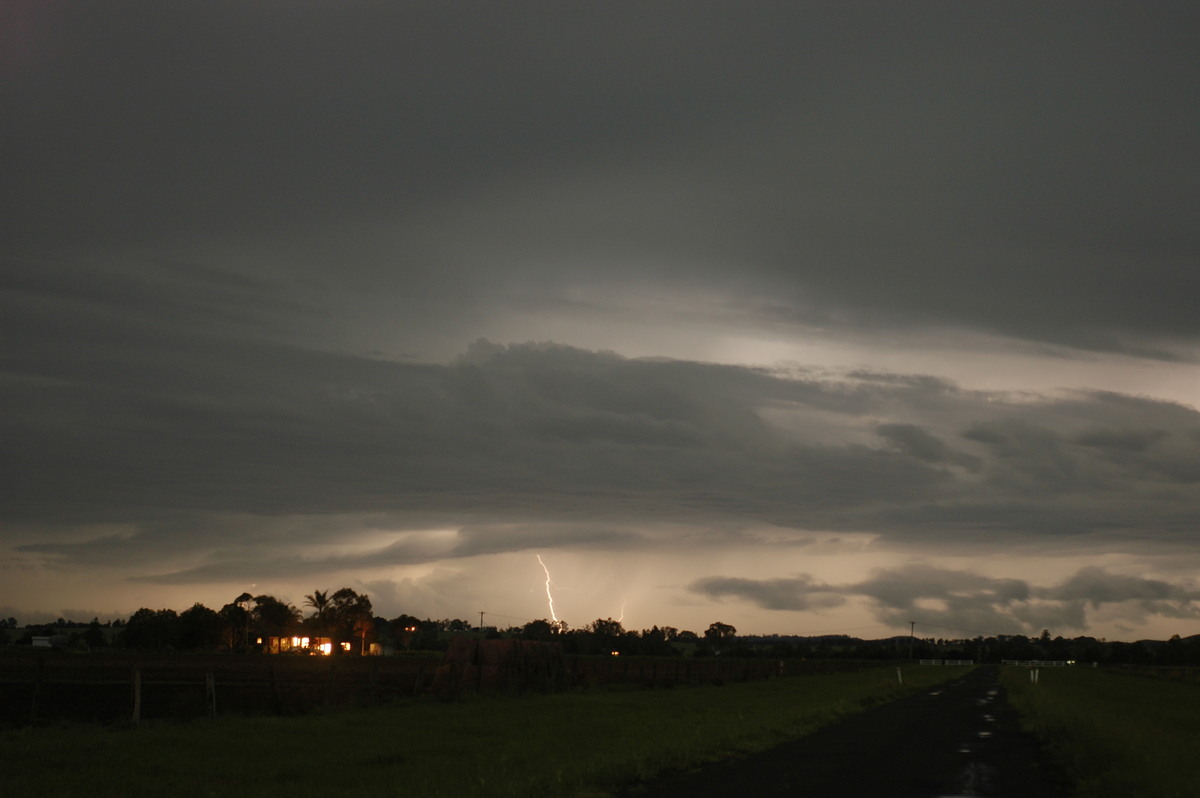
[705,621,737,641]
[520,619,556,642]
[584,618,627,655]
[122,608,181,650]
[329,588,374,655]
[83,618,107,649]
[589,618,625,639]
[252,595,300,640]
[391,614,427,650]
[637,626,677,656]
[704,622,737,653]
[305,589,330,619]
[219,602,249,652]
[179,603,223,651]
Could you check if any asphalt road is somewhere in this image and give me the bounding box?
[621,666,1068,797]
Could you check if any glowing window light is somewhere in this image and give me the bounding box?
[319,642,332,655]
[341,642,352,651]
[291,636,301,648]
[301,636,310,647]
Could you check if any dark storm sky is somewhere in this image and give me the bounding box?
[3,3,1198,637]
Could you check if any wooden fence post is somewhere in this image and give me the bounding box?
[269,664,282,714]
[28,656,46,725]
[205,671,216,717]
[131,668,141,725]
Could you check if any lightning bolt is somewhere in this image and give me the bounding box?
[536,554,559,623]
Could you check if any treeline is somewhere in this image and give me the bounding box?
[3,589,423,655]
[734,630,1200,667]
[0,595,741,657]
[4,603,1197,665]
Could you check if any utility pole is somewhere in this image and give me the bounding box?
[909,621,916,660]
[479,610,485,632]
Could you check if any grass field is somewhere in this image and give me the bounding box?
[2,663,969,797]
[1002,665,1200,798]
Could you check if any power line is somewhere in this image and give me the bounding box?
[911,620,1003,638]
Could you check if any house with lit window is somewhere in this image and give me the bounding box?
[260,635,380,655]
[261,635,337,655]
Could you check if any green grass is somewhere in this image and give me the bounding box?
[1002,666,1200,798]
[1,663,970,797]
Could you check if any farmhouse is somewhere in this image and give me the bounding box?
[261,635,337,655]
[260,635,382,655]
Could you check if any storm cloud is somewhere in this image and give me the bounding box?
[690,564,1200,637]
[2,3,1198,636]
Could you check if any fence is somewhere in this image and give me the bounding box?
[1,653,443,725]
[1000,660,1069,667]
[1,648,891,725]
[1108,664,1200,683]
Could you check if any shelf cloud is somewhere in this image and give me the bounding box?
[3,3,1198,638]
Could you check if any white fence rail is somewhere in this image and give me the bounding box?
[1000,659,1069,666]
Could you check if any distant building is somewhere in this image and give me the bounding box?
[31,635,68,649]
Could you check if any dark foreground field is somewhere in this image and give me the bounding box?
[6,663,1197,796]
[0,662,970,797]
[622,665,1066,797]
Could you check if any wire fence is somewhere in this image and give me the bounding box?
[1,647,888,725]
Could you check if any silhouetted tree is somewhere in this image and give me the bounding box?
[520,619,556,642]
[704,622,737,653]
[304,589,331,634]
[178,603,223,651]
[251,595,300,641]
[83,618,107,649]
[636,626,678,656]
[329,588,373,654]
[392,614,424,649]
[589,618,624,638]
[219,602,249,652]
[122,608,181,650]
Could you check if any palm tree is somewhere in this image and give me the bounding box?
[304,589,330,637]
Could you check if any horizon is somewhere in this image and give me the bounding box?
[3,4,1199,644]
[10,603,1195,647]
[6,581,1197,647]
